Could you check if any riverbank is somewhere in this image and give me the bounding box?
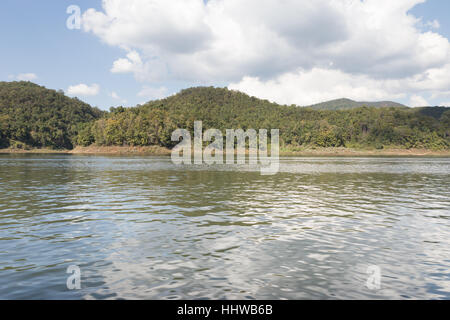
[279,147,450,157]
[0,148,68,154]
[69,145,172,155]
[1,145,450,157]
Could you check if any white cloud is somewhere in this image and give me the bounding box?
[110,50,167,82]
[81,0,450,105]
[67,83,100,96]
[111,51,142,74]
[409,94,429,107]
[9,73,38,81]
[110,91,127,104]
[137,86,169,100]
[229,68,406,106]
[229,64,450,106]
[111,91,120,100]
[425,20,440,29]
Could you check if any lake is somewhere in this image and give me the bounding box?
[0,155,449,299]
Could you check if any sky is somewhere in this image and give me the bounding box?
[1,0,450,110]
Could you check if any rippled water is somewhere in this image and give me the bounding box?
[0,155,449,300]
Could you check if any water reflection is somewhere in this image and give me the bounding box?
[0,155,449,299]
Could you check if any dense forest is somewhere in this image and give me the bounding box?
[1,82,449,151]
[0,82,103,149]
[80,87,450,150]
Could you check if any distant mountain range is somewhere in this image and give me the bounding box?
[307,98,408,110]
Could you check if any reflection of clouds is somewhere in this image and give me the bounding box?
[1,156,449,299]
[80,157,450,299]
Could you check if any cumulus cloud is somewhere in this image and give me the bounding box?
[9,73,38,81]
[425,19,440,29]
[110,91,127,104]
[137,86,169,100]
[110,50,167,82]
[111,51,142,74]
[229,68,406,106]
[409,94,429,107]
[67,83,100,96]
[81,0,450,105]
[230,63,450,106]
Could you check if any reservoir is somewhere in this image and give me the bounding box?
[0,155,449,299]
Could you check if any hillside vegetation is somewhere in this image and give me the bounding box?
[81,87,450,150]
[0,82,103,149]
[0,83,449,151]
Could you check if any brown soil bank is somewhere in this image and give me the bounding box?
[69,145,172,155]
[1,146,450,157]
[0,148,67,154]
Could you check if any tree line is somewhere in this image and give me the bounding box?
[0,81,103,149]
[1,83,449,150]
[78,87,450,150]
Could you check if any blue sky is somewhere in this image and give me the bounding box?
[1,0,450,109]
[0,0,146,109]
[412,0,450,36]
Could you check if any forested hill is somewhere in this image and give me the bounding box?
[84,87,449,150]
[308,98,408,110]
[0,83,449,150]
[0,81,103,149]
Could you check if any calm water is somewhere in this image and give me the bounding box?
[0,155,449,300]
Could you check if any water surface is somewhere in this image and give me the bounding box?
[0,155,449,299]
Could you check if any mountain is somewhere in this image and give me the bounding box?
[0,84,448,151]
[308,98,408,110]
[80,86,449,150]
[0,81,103,149]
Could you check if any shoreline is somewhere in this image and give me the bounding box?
[1,146,450,157]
